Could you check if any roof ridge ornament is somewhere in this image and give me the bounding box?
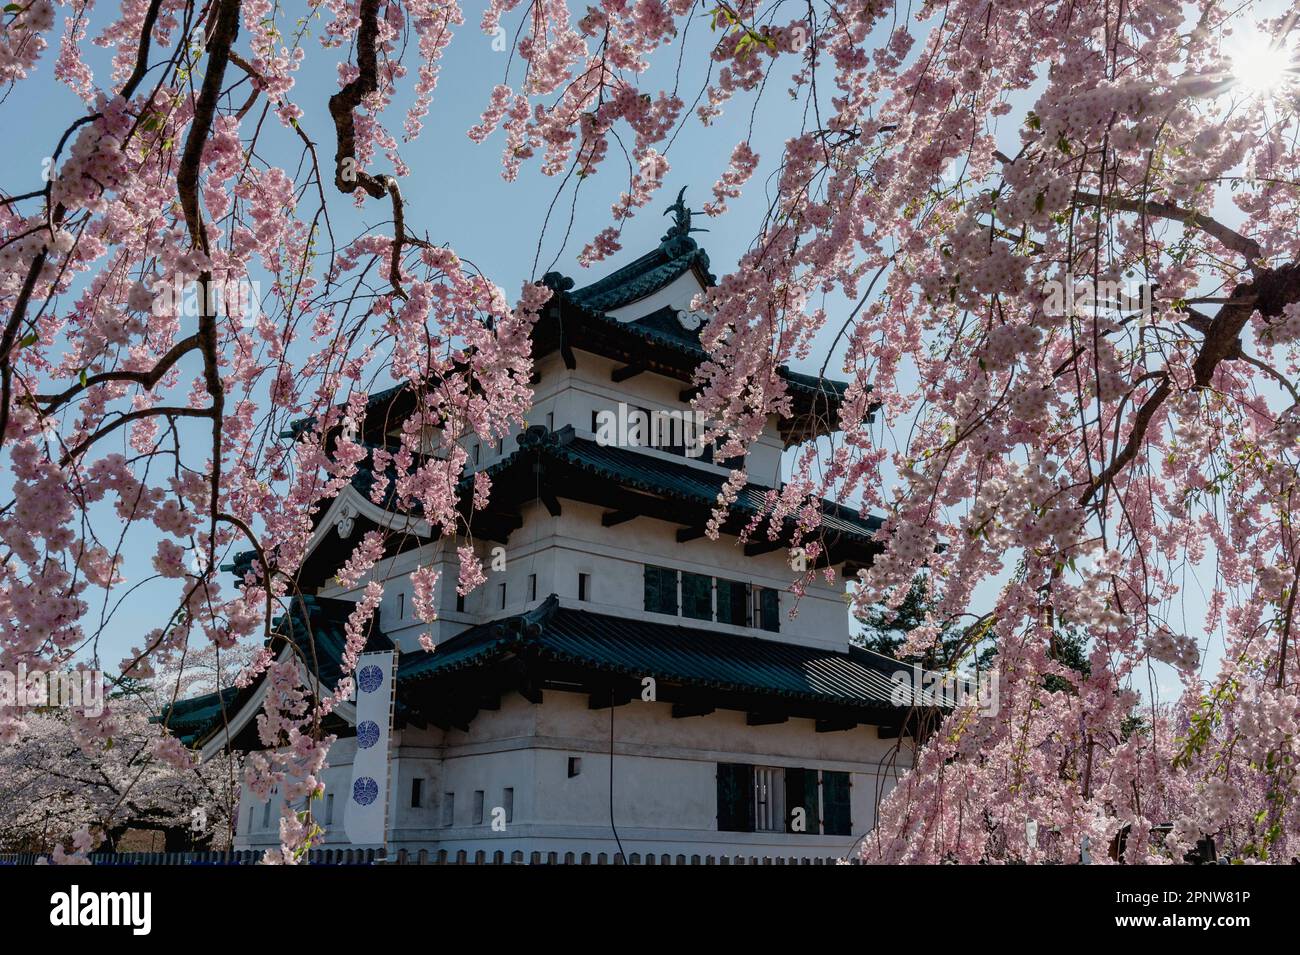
[660,186,708,256]
[539,271,574,294]
[516,423,574,449]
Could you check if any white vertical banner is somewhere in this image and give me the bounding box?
[344,649,397,846]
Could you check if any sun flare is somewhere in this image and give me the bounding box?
[1228,24,1297,95]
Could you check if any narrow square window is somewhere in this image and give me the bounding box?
[471,443,480,465]
[411,777,424,809]
[498,581,507,609]
[441,793,455,827]
[247,806,254,832]
[528,573,537,601]
[261,799,272,830]
[502,788,514,824]
[473,790,485,825]
[324,793,335,826]
[577,572,590,601]
[397,591,405,620]
[456,592,465,613]
[568,756,582,778]
[496,438,503,453]
[545,412,554,431]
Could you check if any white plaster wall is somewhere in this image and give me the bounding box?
[319,491,854,654]
[236,689,911,857]
[522,351,787,482]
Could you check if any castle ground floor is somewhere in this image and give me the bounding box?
[234,689,913,862]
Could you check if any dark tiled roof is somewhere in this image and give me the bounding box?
[155,595,391,747]
[157,687,241,746]
[566,229,716,313]
[274,595,393,690]
[229,425,882,588]
[541,287,856,412]
[400,595,915,711]
[160,593,935,748]
[628,305,702,341]
[510,426,883,545]
[400,597,556,682]
[282,381,410,442]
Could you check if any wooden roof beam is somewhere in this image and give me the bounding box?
[671,702,715,719]
[744,537,787,557]
[601,510,638,527]
[815,718,857,733]
[611,363,646,383]
[589,688,634,709]
[505,658,544,704]
[540,489,562,517]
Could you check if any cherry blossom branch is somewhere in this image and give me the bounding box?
[1071,190,1264,271]
[327,0,408,298]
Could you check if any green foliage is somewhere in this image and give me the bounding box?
[1043,626,1091,693]
[856,576,1092,697]
[854,575,993,670]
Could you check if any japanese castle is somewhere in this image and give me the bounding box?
[164,195,925,862]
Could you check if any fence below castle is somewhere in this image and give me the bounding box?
[0,848,853,866]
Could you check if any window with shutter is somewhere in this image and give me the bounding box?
[753,766,786,832]
[822,770,852,835]
[716,579,750,626]
[644,565,678,615]
[757,587,781,632]
[784,768,820,834]
[682,571,712,620]
[716,763,755,832]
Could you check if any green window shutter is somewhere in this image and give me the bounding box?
[717,763,755,832]
[644,565,659,613]
[716,579,750,626]
[644,565,679,615]
[759,587,780,632]
[805,770,821,834]
[822,770,852,836]
[682,572,712,620]
[784,768,820,834]
[716,579,734,624]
